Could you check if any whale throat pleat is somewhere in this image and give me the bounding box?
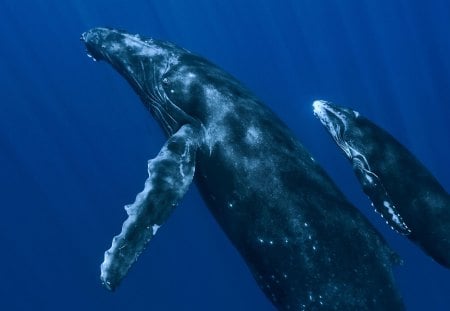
[100,124,199,290]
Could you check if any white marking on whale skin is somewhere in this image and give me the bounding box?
[170,69,197,95]
[313,100,354,128]
[181,72,197,93]
[203,86,233,151]
[350,148,411,234]
[346,145,411,234]
[245,126,262,145]
[349,146,371,172]
[313,100,349,127]
[117,32,180,69]
[123,36,165,57]
[383,201,403,228]
[109,42,123,53]
[313,100,352,157]
[364,172,374,184]
[152,224,161,235]
[312,100,326,117]
[86,53,97,61]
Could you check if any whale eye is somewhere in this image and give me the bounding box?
[162,77,169,84]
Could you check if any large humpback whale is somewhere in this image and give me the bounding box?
[82,28,404,310]
[313,100,450,268]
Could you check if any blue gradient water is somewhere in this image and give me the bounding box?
[0,1,449,310]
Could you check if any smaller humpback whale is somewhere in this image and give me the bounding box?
[82,28,404,310]
[313,100,450,268]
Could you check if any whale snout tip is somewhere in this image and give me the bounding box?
[100,267,117,291]
[81,27,115,44]
[313,100,326,110]
[81,28,112,62]
[312,100,330,118]
[80,29,96,42]
[80,29,96,44]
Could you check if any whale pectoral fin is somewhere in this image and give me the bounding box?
[352,158,411,235]
[100,124,200,291]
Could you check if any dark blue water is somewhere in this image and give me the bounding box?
[1,0,449,310]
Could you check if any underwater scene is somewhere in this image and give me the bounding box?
[0,0,449,310]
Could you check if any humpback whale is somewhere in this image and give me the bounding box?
[82,28,404,310]
[313,100,450,268]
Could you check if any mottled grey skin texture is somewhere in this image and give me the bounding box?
[314,100,450,269]
[82,28,404,310]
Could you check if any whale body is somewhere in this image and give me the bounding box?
[314,100,450,268]
[82,28,404,310]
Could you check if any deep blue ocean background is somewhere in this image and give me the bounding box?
[1,0,449,310]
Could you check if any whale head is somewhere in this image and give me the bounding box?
[312,100,381,159]
[313,100,359,147]
[82,27,200,136]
